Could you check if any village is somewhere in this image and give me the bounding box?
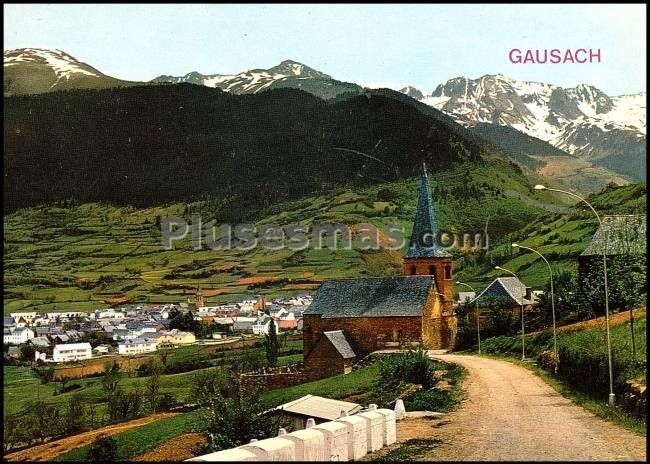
[3,294,313,364]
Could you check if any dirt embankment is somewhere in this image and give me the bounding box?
[133,433,206,461]
[4,413,177,462]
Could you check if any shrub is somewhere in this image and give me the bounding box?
[378,349,436,390]
[537,350,559,372]
[88,435,117,461]
[403,389,456,412]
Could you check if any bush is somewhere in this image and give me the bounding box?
[378,349,436,390]
[537,350,559,372]
[157,393,180,411]
[88,434,117,461]
[403,389,456,412]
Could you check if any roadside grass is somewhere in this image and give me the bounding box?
[372,438,442,461]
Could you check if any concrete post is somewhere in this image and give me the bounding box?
[394,399,406,419]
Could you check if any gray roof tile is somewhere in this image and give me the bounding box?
[406,168,451,259]
[304,276,435,318]
[476,277,535,306]
[323,330,357,359]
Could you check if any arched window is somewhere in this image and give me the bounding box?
[410,266,417,275]
[428,265,435,275]
[445,265,452,280]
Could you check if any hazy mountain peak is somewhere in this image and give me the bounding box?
[268,59,331,79]
[399,85,424,100]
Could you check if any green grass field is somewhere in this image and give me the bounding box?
[4,160,564,314]
[4,340,303,418]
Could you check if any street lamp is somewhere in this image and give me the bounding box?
[495,266,526,361]
[456,281,481,354]
[534,184,615,406]
[512,243,558,373]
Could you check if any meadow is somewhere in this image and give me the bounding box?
[4,160,559,314]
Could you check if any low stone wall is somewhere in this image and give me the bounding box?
[239,364,306,392]
[186,405,397,461]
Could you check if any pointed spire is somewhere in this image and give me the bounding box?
[406,165,451,259]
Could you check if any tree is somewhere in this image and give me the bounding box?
[145,362,162,413]
[19,344,35,362]
[191,368,226,406]
[197,377,285,453]
[23,401,62,443]
[158,350,170,369]
[535,270,580,324]
[264,319,279,368]
[101,361,121,397]
[88,434,117,461]
[102,361,122,422]
[483,296,517,337]
[453,299,478,350]
[64,394,86,435]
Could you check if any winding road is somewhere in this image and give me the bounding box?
[425,353,646,461]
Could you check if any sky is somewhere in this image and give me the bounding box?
[3,4,647,95]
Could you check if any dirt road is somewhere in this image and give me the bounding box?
[4,412,177,462]
[425,353,646,461]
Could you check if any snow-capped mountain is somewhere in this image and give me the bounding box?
[151,59,362,100]
[4,48,139,95]
[402,75,646,181]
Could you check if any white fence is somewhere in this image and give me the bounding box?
[186,405,397,461]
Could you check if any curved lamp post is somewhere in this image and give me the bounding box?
[534,184,614,406]
[495,265,526,360]
[456,281,481,354]
[512,243,558,373]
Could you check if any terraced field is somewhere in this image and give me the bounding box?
[4,161,558,314]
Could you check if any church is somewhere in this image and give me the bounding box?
[302,166,456,377]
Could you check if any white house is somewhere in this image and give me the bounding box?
[118,338,157,355]
[252,316,280,335]
[53,342,92,362]
[92,308,126,320]
[3,327,35,345]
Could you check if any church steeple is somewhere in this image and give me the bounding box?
[403,163,454,315]
[406,164,451,259]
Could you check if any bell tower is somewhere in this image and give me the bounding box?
[403,163,454,314]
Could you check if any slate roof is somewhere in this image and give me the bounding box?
[406,166,451,259]
[323,330,357,359]
[267,395,362,420]
[304,276,435,318]
[581,215,646,256]
[475,277,536,306]
[29,336,51,347]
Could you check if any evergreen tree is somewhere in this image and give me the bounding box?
[264,319,279,368]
